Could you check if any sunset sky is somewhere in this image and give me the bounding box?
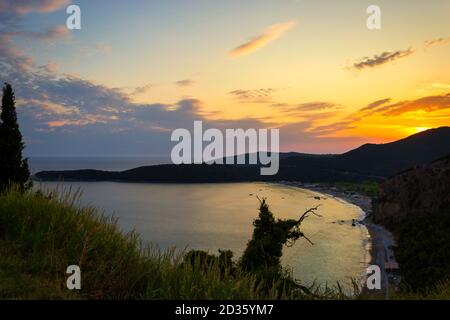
[1,0,449,156]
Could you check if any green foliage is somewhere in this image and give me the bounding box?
[3,186,449,299]
[183,249,235,276]
[239,198,320,275]
[0,83,30,192]
[332,181,379,197]
[0,187,301,299]
[390,279,450,300]
[182,200,325,298]
[391,210,450,292]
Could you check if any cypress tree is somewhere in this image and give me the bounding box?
[0,83,30,191]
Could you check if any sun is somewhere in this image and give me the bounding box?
[413,127,431,134]
[404,127,432,136]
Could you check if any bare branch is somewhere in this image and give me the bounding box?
[297,205,321,224]
[302,234,315,246]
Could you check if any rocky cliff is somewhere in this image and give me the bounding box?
[373,154,450,227]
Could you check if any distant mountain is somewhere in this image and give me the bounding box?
[337,127,450,177]
[35,127,450,183]
[282,126,450,178]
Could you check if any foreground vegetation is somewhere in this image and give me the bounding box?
[327,181,379,197]
[387,210,450,292]
[1,187,450,300]
[0,187,337,299]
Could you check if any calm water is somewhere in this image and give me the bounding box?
[39,181,370,288]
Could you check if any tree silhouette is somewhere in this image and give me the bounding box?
[0,83,30,191]
[239,198,320,273]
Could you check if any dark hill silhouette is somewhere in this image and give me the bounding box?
[35,127,450,183]
[338,127,450,176]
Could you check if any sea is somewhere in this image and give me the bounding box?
[29,156,370,289]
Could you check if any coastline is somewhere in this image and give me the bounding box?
[277,181,399,293]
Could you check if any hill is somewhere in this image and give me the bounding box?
[35,127,450,183]
[372,154,450,290]
[373,153,450,226]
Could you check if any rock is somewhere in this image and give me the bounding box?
[373,155,450,226]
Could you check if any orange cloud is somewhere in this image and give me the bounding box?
[28,99,78,114]
[348,49,414,71]
[40,60,59,73]
[0,0,70,15]
[229,21,296,58]
[308,93,450,143]
[228,88,276,103]
[133,84,153,95]
[47,114,118,127]
[425,37,450,48]
[175,79,195,87]
[10,25,70,43]
[381,94,450,116]
[95,42,112,53]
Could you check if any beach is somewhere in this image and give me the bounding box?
[278,181,400,294]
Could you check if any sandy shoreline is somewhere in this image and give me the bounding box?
[278,181,399,293]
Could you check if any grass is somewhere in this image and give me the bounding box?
[1,186,449,300]
[0,187,316,300]
[390,280,450,300]
[330,181,379,197]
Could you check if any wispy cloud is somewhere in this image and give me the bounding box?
[425,36,450,48]
[0,34,35,71]
[359,98,391,112]
[26,98,79,115]
[229,21,296,58]
[40,60,59,73]
[273,102,338,117]
[133,84,153,95]
[79,42,112,56]
[380,94,450,116]
[95,42,111,53]
[175,79,195,87]
[47,114,119,128]
[346,94,450,117]
[347,35,449,73]
[11,25,69,43]
[348,49,414,71]
[292,102,337,112]
[229,88,276,103]
[0,0,70,15]
[0,1,69,73]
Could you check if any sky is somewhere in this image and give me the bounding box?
[0,0,449,157]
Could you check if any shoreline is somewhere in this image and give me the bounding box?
[277,181,399,293]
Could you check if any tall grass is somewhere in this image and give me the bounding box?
[0,187,305,299]
[389,280,450,300]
